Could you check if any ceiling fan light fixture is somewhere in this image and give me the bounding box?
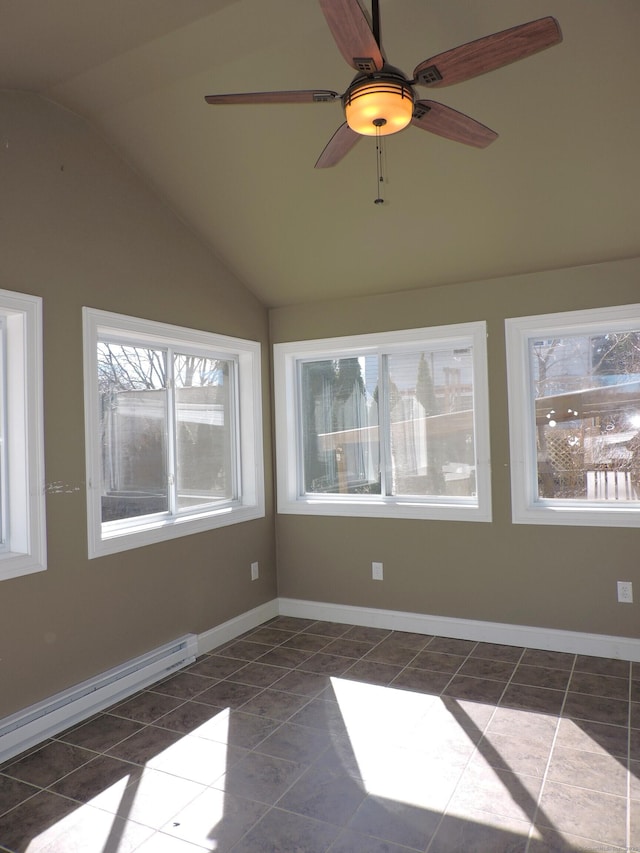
[344,76,414,136]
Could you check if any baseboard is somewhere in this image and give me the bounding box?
[0,600,279,766]
[4,594,636,767]
[0,634,198,765]
[278,597,640,662]
[198,599,279,655]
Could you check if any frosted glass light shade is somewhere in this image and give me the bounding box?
[344,80,414,136]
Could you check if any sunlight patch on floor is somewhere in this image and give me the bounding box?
[28,708,232,852]
[27,797,153,852]
[330,676,478,809]
[330,673,537,842]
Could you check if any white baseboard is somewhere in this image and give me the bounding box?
[198,599,279,655]
[3,595,637,767]
[278,597,640,662]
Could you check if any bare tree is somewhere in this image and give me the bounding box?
[97,343,166,392]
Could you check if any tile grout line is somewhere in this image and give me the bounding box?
[628,659,633,853]
[338,630,427,684]
[2,622,635,852]
[423,643,527,853]
[157,627,361,852]
[234,625,441,852]
[420,638,505,853]
[0,777,41,821]
[382,634,474,695]
[220,620,358,853]
[523,652,579,853]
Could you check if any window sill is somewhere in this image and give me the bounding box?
[89,503,265,559]
[513,502,640,528]
[0,550,47,582]
[277,495,490,522]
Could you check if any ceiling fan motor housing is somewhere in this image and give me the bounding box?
[343,66,415,136]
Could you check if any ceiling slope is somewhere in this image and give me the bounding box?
[2,0,639,306]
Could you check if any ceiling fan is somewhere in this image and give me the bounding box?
[205,0,562,168]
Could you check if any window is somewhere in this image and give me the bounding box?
[83,308,264,557]
[506,303,640,527]
[0,289,46,581]
[274,323,491,521]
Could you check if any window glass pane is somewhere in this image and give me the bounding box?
[86,309,264,558]
[275,323,490,521]
[386,348,476,497]
[300,357,380,495]
[530,331,640,501]
[98,342,168,521]
[174,353,235,509]
[0,292,46,578]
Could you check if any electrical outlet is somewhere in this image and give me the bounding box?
[372,561,383,581]
[251,561,259,581]
[617,580,633,603]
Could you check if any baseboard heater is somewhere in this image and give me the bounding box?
[0,633,198,765]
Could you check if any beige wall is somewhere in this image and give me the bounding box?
[270,257,640,639]
[0,92,276,718]
[2,88,638,723]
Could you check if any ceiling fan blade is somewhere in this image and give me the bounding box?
[319,0,384,72]
[413,17,562,87]
[205,90,339,105]
[412,100,498,148]
[315,122,361,168]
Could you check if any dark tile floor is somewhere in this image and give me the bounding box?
[1,617,638,852]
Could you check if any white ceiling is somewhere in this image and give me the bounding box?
[2,0,639,307]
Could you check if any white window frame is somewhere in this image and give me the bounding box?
[274,322,491,522]
[83,308,264,558]
[506,303,640,528]
[0,289,46,581]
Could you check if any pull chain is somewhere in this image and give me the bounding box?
[374,119,385,205]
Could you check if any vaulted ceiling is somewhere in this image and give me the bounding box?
[2,1,639,307]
